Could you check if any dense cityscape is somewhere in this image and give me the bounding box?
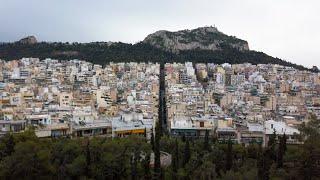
[2,58,319,144]
[0,58,160,138]
[1,55,320,179]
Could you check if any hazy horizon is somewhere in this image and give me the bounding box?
[1,0,319,67]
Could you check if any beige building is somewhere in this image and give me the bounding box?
[59,92,73,107]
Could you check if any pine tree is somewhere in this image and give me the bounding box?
[183,139,190,167]
[226,138,233,171]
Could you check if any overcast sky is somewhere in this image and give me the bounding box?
[0,0,319,67]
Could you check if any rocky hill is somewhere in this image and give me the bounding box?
[143,26,249,53]
[0,27,312,71]
[17,36,37,44]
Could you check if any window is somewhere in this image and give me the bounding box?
[200,122,204,127]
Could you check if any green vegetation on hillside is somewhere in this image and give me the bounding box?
[0,42,311,71]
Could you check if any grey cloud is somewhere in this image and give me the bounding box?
[0,0,319,67]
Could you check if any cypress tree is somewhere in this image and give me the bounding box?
[257,147,270,180]
[268,129,277,148]
[172,139,179,179]
[143,153,151,180]
[130,155,134,179]
[158,63,165,137]
[277,133,287,168]
[85,139,91,177]
[154,122,161,179]
[151,128,155,151]
[158,103,163,137]
[144,127,147,138]
[4,134,15,157]
[268,129,277,161]
[181,134,186,142]
[283,133,287,152]
[212,127,218,144]
[131,153,138,180]
[226,138,233,171]
[160,167,165,180]
[183,139,190,167]
[277,137,283,168]
[204,129,210,151]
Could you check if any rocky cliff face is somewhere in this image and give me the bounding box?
[17,36,38,44]
[143,26,249,53]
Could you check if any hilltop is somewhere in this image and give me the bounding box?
[0,27,311,71]
[17,36,38,45]
[143,26,249,52]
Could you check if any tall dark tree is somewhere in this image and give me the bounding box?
[267,129,277,161]
[158,62,165,137]
[225,138,233,171]
[154,122,161,179]
[283,133,287,152]
[183,139,191,167]
[85,139,91,177]
[212,127,218,144]
[130,154,138,180]
[181,134,186,142]
[203,129,210,151]
[144,127,147,139]
[268,129,277,148]
[257,147,271,180]
[143,153,151,180]
[4,134,15,157]
[171,139,179,179]
[160,167,165,180]
[150,128,155,151]
[277,133,287,168]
